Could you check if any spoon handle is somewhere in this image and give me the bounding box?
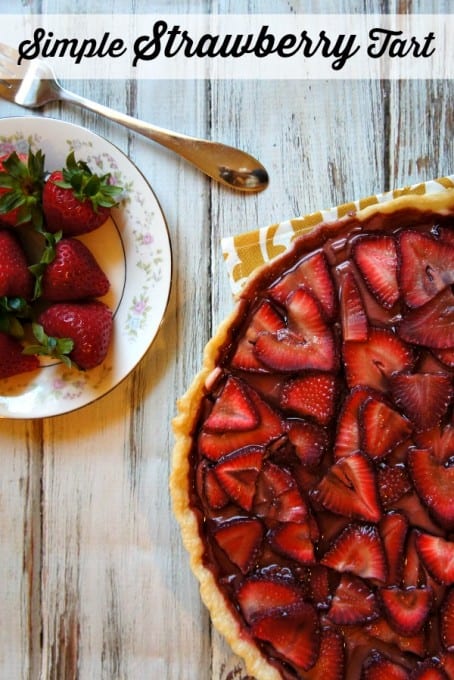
[58,86,269,192]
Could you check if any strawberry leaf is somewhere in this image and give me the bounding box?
[25,322,74,368]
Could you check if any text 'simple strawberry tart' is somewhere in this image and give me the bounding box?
[171,188,454,680]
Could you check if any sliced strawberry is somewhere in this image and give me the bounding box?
[201,465,229,510]
[0,331,39,379]
[313,451,382,523]
[321,523,387,582]
[414,532,454,585]
[203,376,259,432]
[213,445,265,511]
[398,229,454,309]
[338,269,369,341]
[353,233,399,309]
[415,424,454,464]
[377,464,412,508]
[360,396,412,459]
[390,371,453,431]
[198,381,283,460]
[439,652,454,677]
[236,575,303,624]
[269,521,315,564]
[327,573,378,625]
[255,462,308,523]
[285,419,328,467]
[307,565,331,607]
[343,328,414,392]
[212,517,264,574]
[334,386,373,459]
[379,585,432,635]
[410,659,449,678]
[254,287,336,372]
[433,347,454,368]
[304,628,345,680]
[408,448,454,530]
[361,651,411,679]
[398,287,454,349]
[280,372,338,425]
[268,249,337,320]
[379,511,409,585]
[441,588,454,651]
[365,616,426,657]
[230,300,285,371]
[251,601,320,672]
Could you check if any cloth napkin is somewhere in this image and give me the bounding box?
[222,175,454,296]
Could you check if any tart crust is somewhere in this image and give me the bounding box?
[170,188,454,680]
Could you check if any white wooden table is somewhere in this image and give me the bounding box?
[0,1,452,678]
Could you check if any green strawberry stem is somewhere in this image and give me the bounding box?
[0,149,46,227]
[0,296,32,338]
[29,230,62,299]
[24,322,74,369]
[55,151,123,211]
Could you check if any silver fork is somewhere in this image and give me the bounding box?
[0,43,269,193]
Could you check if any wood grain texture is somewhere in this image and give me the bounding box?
[0,0,452,679]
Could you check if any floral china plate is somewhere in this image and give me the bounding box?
[0,116,172,418]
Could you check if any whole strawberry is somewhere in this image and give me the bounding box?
[0,150,45,228]
[39,237,110,301]
[43,151,122,236]
[0,229,34,299]
[0,331,39,379]
[34,300,113,369]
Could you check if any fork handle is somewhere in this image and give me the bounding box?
[58,87,268,193]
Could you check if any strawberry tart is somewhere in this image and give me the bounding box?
[171,188,454,679]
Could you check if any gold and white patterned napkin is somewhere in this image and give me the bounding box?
[222,175,454,296]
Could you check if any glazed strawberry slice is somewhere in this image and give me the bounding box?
[360,396,412,459]
[203,376,259,432]
[415,424,454,464]
[352,233,399,309]
[411,659,449,678]
[286,419,327,467]
[236,576,303,624]
[198,380,283,460]
[321,523,387,582]
[414,532,454,585]
[398,287,454,349]
[213,445,265,511]
[201,465,229,509]
[379,586,432,635]
[268,249,337,321]
[280,372,338,425]
[230,299,285,371]
[255,462,308,523]
[365,617,426,658]
[313,451,382,523]
[361,652,410,679]
[334,386,373,459]
[212,517,264,574]
[251,601,320,672]
[441,588,454,651]
[379,511,409,585]
[398,230,454,308]
[327,574,378,625]
[390,371,453,431]
[304,628,345,680]
[433,347,454,368]
[269,521,315,564]
[254,288,336,372]
[377,465,412,508]
[408,448,454,530]
[343,328,414,392]
[339,269,368,341]
[0,331,39,379]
